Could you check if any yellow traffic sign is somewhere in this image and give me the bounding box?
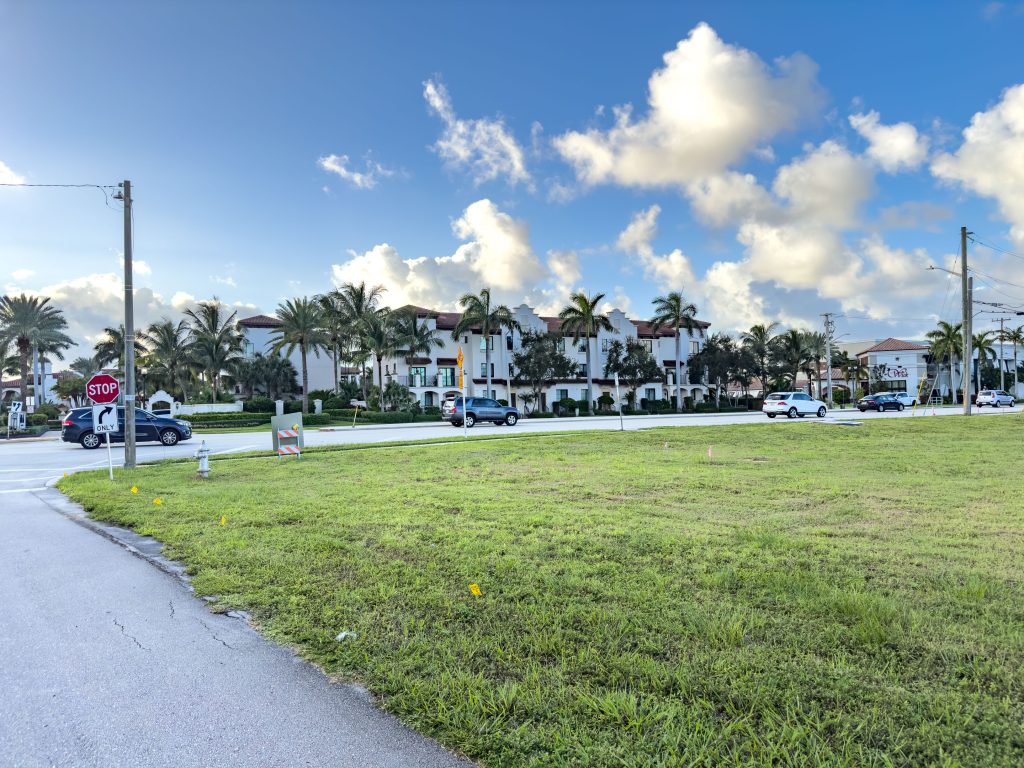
[456,347,464,367]
[458,369,464,388]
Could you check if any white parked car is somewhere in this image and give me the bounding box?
[976,390,1015,407]
[892,392,918,407]
[762,392,828,419]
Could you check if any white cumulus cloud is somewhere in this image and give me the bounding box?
[616,205,697,288]
[849,111,929,172]
[424,78,531,187]
[553,22,823,189]
[0,160,25,184]
[318,154,393,190]
[932,83,1024,246]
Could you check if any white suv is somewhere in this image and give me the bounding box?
[976,390,1015,407]
[892,392,918,407]
[762,392,828,419]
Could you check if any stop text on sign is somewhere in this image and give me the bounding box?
[88,381,118,397]
[86,374,121,403]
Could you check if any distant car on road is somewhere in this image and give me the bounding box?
[857,393,903,412]
[441,396,519,427]
[762,392,827,419]
[892,392,918,407]
[61,407,193,449]
[976,390,1015,407]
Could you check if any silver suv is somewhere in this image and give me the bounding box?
[976,390,1015,407]
[442,396,519,427]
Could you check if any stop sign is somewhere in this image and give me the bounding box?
[86,373,121,404]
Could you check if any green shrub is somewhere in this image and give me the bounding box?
[527,412,555,418]
[36,403,61,419]
[424,406,441,415]
[497,399,509,406]
[27,413,49,426]
[307,389,334,404]
[284,400,304,413]
[244,397,276,413]
[184,412,272,425]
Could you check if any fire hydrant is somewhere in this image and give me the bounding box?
[195,440,210,479]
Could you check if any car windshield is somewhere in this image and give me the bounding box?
[766,393,787,400]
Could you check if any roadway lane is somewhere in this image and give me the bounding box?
[2,404,1019,488]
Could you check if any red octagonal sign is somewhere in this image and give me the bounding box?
[86,373,121,404]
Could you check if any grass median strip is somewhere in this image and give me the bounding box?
[59,417,1024,767]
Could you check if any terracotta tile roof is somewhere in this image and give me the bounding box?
[857,337,929,355]
[239,314,281,329]
[632,318,710,337]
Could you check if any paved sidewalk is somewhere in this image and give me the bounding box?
[0,490,471,768]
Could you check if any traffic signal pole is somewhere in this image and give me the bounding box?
[122,180,137,468]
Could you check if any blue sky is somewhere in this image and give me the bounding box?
[3,1,1024,357]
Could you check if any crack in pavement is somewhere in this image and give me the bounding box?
[168,599,176,619]
[109,615,150,652]
[198,619,236,650]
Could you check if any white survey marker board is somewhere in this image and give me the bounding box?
[92,404,119,434]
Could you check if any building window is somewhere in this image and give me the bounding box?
[690,341,699,354]
[438,367,456,387]
[410,366,426,386]
[579,363,587,377]
[479,363,494,378]
[557,388,569,402]
[601,338,612,351]
[243,341,255,358]
[580,388,590,404]
[506,335,513,351]
[557,336,566,351]
[641,339,653,353]
[645,387,656,401]
[479,336,494,351]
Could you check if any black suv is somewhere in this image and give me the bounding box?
[61,407,193,449]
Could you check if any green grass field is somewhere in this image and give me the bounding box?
[60,417,1024,767]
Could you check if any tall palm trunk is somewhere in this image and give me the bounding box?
[17,345,29,402]
[332,344,340,394]
[1014,347,1019,395]
[674,331,682,412]
[377,356,385,410]
[301,346,309,414]
[484,323,492,399]
[585,337,594,415]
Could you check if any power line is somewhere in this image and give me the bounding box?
[969,234,1024,262]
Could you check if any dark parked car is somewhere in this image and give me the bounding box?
[857,393,904,412]
[441,396,519,427]
[61,407,193,449]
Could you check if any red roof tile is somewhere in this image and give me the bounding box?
[239,314,281,329]
[857,337,928,355]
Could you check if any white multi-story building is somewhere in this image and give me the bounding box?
[239,304,710,411]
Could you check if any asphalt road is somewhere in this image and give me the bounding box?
[1,404,1020,494]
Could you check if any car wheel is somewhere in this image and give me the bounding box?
[505,413,518,426]
[767,413,776,418]
[787,407,798,419]
[817,406,826,418]
[159,429,180,446]
[897,404,904,412]
[465,414,476,428]
[80,432,101,450]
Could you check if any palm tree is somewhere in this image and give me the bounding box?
[559,291,614,415]
[802,331,827,398]
[144,319,195,402]
[740,322,780,397]
[0,294,74,403]
[361,308,401,408]
[774,329,811,391]
[833,351,869,406]
[1003,325,1024,395]
[650,291,699,412]
[93,323,148,369]
[315,290,349,394]
[451,288,520,401]
[327,281,385,400]
[69,355,103,378]
[270,298,328,414]
[926,321,964,403]
[184,298,243,401]
[972,331,997,395]
[396,308,443,382]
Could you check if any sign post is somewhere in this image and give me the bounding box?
[92,404,119,480]
[614,373,624,432]
[457,347,467,439]
[87,374,121,481]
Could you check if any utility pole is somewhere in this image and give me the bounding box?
[961,226,972,416]
[119,180,137,468]
[822,312,835,405]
